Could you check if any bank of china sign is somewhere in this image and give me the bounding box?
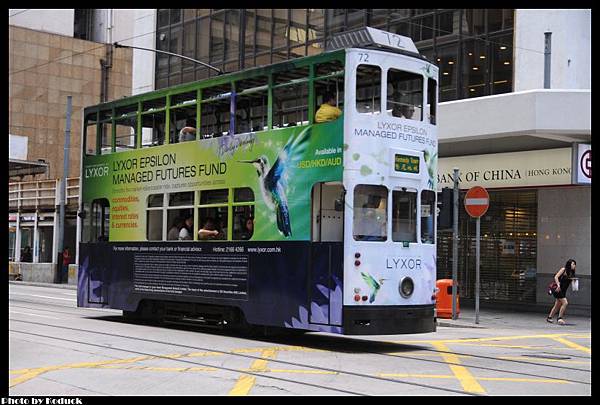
[572,143,591,185]
[437,148,577,189]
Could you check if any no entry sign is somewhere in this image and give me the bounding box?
[464,186,489,218]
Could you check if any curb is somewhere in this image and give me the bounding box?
[437,320,486,329]
[9,280,77,290]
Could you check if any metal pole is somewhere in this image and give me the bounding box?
[452,167,459,320]
[113,43,223,74]
[475,216,480,324]
[544,32,552,89]
[57,95,72,283]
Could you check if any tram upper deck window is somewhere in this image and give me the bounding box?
[427,78,437,125]
[392,188,417,243]
[387,69,423,121]
[84,113,98,156]
[353,185,387,242]
[356,65,381,114]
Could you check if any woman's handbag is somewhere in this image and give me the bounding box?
[547,281,559,295]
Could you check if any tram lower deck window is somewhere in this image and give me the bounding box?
[353,185,387,241]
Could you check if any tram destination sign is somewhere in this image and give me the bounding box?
[394,153,419,174]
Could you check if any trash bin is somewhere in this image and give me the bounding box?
[435,279,459,319]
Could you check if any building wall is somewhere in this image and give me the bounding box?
[536,186,591,308]
[514,9,591,91]
[9,9,75,37]
[8,25,133,179]
[131,9,156,95]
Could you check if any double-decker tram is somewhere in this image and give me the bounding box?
[78,27,439,335]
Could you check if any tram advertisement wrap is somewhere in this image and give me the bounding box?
[82,121,343,242]
[78,241,344,333]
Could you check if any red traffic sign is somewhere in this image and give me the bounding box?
[464,186,489,218]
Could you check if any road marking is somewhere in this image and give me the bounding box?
[229,348,278,396]
[550,337,591,354]
[498,356,590,365]
[9,311,60,320]
[390,332,591,345]
[10,292,76,302]
[430,342,486,394]
[380,373,569,384]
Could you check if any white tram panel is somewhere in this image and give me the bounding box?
[342,46,438,308]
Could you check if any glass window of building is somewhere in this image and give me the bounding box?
[153,9,513,103]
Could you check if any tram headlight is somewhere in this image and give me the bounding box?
[399,277,414,298]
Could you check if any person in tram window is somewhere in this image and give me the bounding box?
[240,217,254,240]
[315,91,342,123]
[400,104,415,119]
[168,217,184,240]
[547,259,577,325]
[178,216,194,240]
[198,217,220,240]
[178,119,197,143]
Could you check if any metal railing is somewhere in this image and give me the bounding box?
[9,177,79,211]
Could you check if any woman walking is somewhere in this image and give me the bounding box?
[547,259,576,325]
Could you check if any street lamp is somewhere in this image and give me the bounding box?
[113,42,223,75]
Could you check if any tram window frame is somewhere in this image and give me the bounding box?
[170,104,197,144]
[427,78,437,125]
[141,109,167,148]
[200,84,232,138]
[87,198,110,242]
[353,185,388,242]
[197,189,230,241]
[420,190,436,244]
[387,69,423,121]
[114,114,138,152]
[356,64,382,115]
[232,187,255,241]
[234,76,269,133]
[314,59,345,124]
[168,191,194,241]
[273,66,310,128]
[392,188,418,243]
[84,113,98,156]
[146,193,164,241]
[99,111,113,155]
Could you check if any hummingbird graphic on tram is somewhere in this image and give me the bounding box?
[239,126,312,237]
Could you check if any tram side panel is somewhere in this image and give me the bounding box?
[77,241,344,333]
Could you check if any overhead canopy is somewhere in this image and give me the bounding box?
[9,158,48,178]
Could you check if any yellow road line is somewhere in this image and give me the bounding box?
[550,337,591,354]
[9,355,152,388]
[229,348,278,396]
[430,342,486,394]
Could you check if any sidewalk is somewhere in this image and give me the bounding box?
[437,306,591,332]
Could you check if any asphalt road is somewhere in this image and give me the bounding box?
[8,283,591,396]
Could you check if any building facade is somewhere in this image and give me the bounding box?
[8,10,134,280]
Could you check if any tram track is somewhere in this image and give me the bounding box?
[9,315,591,392]
[10,320,477,396]
[9,298,592,375]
